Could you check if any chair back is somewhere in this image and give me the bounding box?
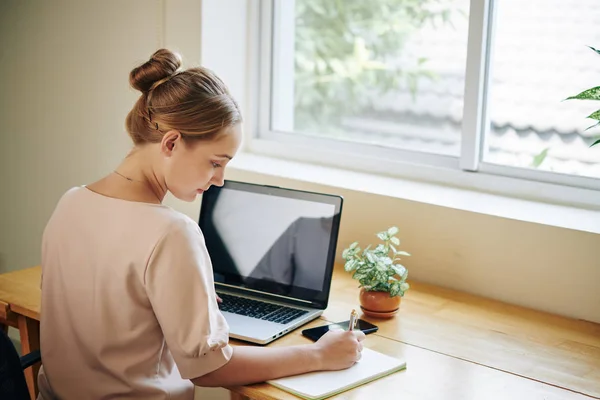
[0,329,30,400]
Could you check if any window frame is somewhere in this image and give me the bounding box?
[248,0,600,207]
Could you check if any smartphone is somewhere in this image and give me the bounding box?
[301,319,378,341]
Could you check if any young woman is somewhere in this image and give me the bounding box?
[37,49,364,400]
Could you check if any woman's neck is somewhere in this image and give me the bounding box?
[89,147,167,204]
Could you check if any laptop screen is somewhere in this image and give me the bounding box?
[199,180,343,309]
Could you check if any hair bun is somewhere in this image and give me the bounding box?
[129,49,183,93]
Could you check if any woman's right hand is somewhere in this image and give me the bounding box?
[313,329,366,370]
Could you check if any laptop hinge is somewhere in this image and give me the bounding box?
[215,282,324,309]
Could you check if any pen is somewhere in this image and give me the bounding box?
[348,309,358,331]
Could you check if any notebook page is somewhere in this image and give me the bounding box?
[267,348,407,400]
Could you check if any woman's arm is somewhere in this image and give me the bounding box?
[192,330,365,387]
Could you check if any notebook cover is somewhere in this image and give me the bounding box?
[267,348,407,400]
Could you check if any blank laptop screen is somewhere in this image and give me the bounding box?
[199,181,342,308]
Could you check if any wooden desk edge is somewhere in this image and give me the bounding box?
[228,386,281,400]
[11,305,40,321]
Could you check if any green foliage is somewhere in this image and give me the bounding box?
[566,87,600,101]
[294,0,460,134]
[342,227,411,297]
[531,147,550,168]
[565,46,600,147]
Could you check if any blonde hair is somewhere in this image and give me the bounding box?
[125,49,242,145]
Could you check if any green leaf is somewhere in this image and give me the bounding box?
[392,264,406,277]
[390,236,400,246]
[345,259,358,272]
[349,241,359,249]
[566,86,600,101]
[353,270,367,280]
[377,232,388,241]
[387,226,399,236]
[590,138,600,147]
[588,45,600,56]
[390,284,400,297]
[531,148,550,168]
[585,122,600,132]
[395,251,411,257]
[587,110,600,121]
[390,244,397,254]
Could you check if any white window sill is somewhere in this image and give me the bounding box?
[228,152,600,235]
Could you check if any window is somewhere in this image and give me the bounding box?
[271,0,470,158]
[257,0,600,194]
[484,0,600,180]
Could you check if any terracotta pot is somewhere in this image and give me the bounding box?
[359,288,401,318]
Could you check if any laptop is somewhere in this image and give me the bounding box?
[199,180,343,345]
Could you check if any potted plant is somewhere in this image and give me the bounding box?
[342,227,410,318]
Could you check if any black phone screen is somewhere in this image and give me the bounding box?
[301,319,379,341]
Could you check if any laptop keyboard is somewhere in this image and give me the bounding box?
[217,292,309,325]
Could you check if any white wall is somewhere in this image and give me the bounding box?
[0,0,203,273]
[0,0,147,272]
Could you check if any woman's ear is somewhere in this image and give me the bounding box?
[161,130,181,155]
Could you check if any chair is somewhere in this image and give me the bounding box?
[0,328,41,400]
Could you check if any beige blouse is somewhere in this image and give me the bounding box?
[37,187,232,399]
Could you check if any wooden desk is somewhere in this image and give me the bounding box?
[0,266,42,400]
[321,268,600,398]
[1,266,599,400]
[228,322,592,400]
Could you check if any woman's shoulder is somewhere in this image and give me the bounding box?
[49,186,88,212]
[159,211,204,241]
[53,186,199,233]
[60,185,87,199]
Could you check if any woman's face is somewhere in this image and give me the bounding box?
[162,123,242,202]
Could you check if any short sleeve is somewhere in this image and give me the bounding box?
[145,218,233,379]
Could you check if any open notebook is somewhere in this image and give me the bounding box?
[267,348,407,400]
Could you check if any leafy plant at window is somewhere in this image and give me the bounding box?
[294,0,462,134]
[342,227,410,297]
[566,46,600,148]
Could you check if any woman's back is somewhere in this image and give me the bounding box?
[38,187,230,399]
